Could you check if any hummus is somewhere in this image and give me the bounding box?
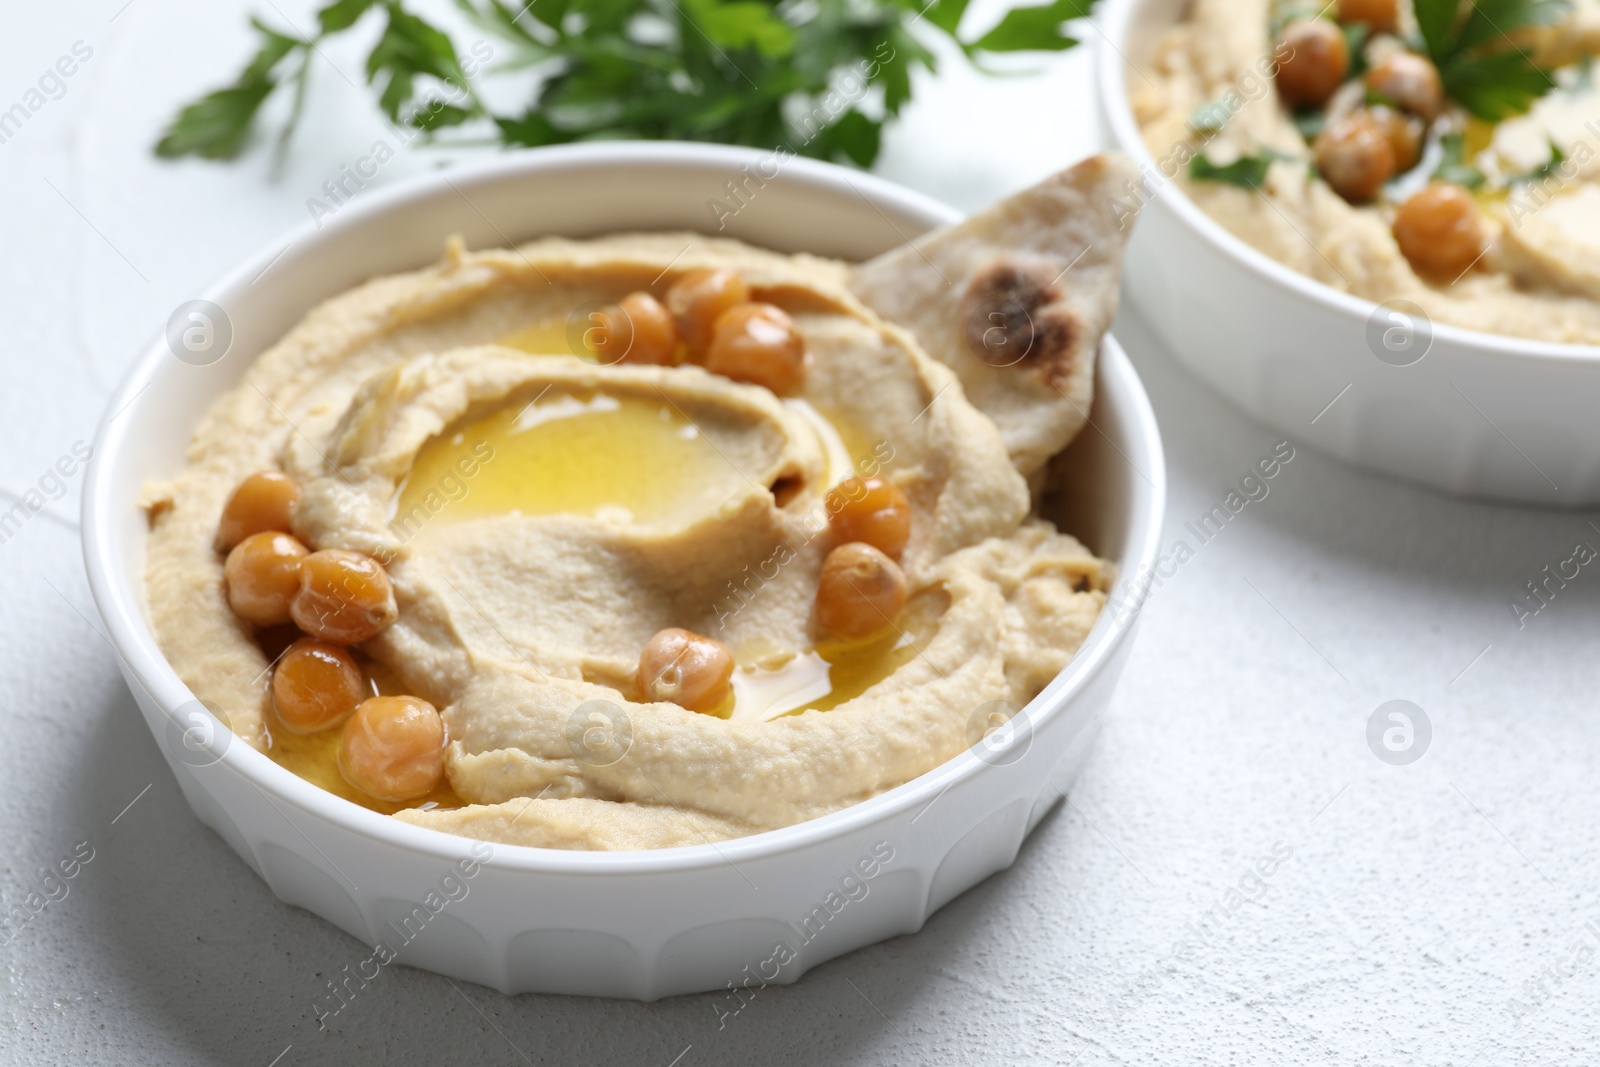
[1135,0,1600,344]
[142,154,1136,850]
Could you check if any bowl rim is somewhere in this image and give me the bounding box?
[1094,0,1600,364]
[81,140,1167,876]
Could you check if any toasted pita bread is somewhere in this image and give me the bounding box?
[849,153,1139,479]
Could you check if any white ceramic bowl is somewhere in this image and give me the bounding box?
[81,142,1164,999]
[1098,0,1600,507]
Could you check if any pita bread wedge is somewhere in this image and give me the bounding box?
[850,153,1139,480]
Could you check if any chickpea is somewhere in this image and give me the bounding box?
[338,695,445,802]
[272,638,366,733]
[1393,183,1487,281]
[826,477,911,559]
[1314,111,1397,202]
[290,549,398,644]
[815,542,908,640]
[637,628,735,714]
[1337,0,1398,32]
[1366,53,1444,122]
[224,531,308,627]
[665,268,750,352]
[591,291,678,366]
[1369,105,1424,173]
[703,302,808,396]
[215,470,300,553]
[1275,19,1350,109]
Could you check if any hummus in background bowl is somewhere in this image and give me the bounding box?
[1100,0,1600,506]
[83,144,1165,997]
[1137,0,1600,344]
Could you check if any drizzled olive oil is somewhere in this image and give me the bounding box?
[728,592,943,721]
[396,391,740,528]
[498,316,595,359]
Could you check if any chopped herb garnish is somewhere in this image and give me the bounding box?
[1342,22,1372,77]
[1292,109,1328,142]
[1190,149,1290,188]
[1413,0,1572,121]
[156,0,1101,168]
[1432,131,1487,187]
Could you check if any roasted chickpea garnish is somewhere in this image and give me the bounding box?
[338,695,445,801]
[665,268,751,352]
[1366,53,1444,123]
[1393,183,1487,281]
[826,477,911,559]
[637,628,735,714]
[1274,19,1350,110]
[703,302,808,395]
[224,531,308,627]
[290,549,398,644]
[1337,0,1398,33]
[1314,111,1396,203]
[272,638,366,733]
[592,291,678,366]
[1368,105,1424,173]
[815,542,908,640]
[215,471,300,553]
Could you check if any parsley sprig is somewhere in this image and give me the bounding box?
[1189,149,1290,188]
[156,0,1097,168]
[1431,131,1487,187]
[1413,0,1571,121]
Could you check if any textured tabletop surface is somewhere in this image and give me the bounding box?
[4,3,1598,1065]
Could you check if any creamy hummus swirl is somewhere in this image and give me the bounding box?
[145,219,1118,850]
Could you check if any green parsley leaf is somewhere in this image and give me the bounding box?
[1189,150,1287,188]
[154,20,302,159]
[682,0,796,58]
[157,0,1100,169]
[1342,22,1372,77]
[812,108,881,167]
[366,2,470,122]
[154,80,278,159]
[922,0,974,37]
[494,110,567,147]
[1412,0,1571,122]
[318,0,378,34]
[973,0,1094,53]
[410,102,476,130]
[242,18,303,80]
[1292,108,1327,141]
[1432,131,1487,187]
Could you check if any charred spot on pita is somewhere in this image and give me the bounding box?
[959,259,1080,386]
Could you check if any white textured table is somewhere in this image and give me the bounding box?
[5,3,1598,1064]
